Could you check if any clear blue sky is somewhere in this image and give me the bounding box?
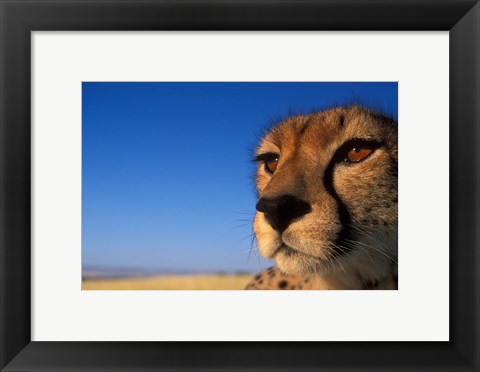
[82,82,397,274]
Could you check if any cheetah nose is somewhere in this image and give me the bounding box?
[256,194,312,233]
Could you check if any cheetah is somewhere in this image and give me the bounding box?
[245,106,398,290]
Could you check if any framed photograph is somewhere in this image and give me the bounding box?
[1,0,479,371]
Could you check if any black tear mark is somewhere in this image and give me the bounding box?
[324,156,352,257]
[322,139,382,256]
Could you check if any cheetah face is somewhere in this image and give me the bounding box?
[253,106,398,275]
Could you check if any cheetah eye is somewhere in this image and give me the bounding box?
[345,147,372,163]
[266,157,279,173]
[255,153,279,174]
[339,139,380,164]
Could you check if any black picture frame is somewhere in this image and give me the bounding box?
[1,1,479,371]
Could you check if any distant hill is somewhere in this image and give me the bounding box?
[82,265,254,280]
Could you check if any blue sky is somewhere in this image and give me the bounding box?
[82,82,397,274]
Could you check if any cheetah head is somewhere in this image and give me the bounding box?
[253,106,398,278]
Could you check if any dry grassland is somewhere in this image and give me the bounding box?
[82,274,253,290]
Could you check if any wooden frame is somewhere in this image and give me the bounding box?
[1,1,479,370]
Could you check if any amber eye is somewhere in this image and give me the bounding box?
[255,153,280,174]
[345,147,372,163]
[265,156,279,174]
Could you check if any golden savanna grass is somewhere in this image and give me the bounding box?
[82,274,253,290]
